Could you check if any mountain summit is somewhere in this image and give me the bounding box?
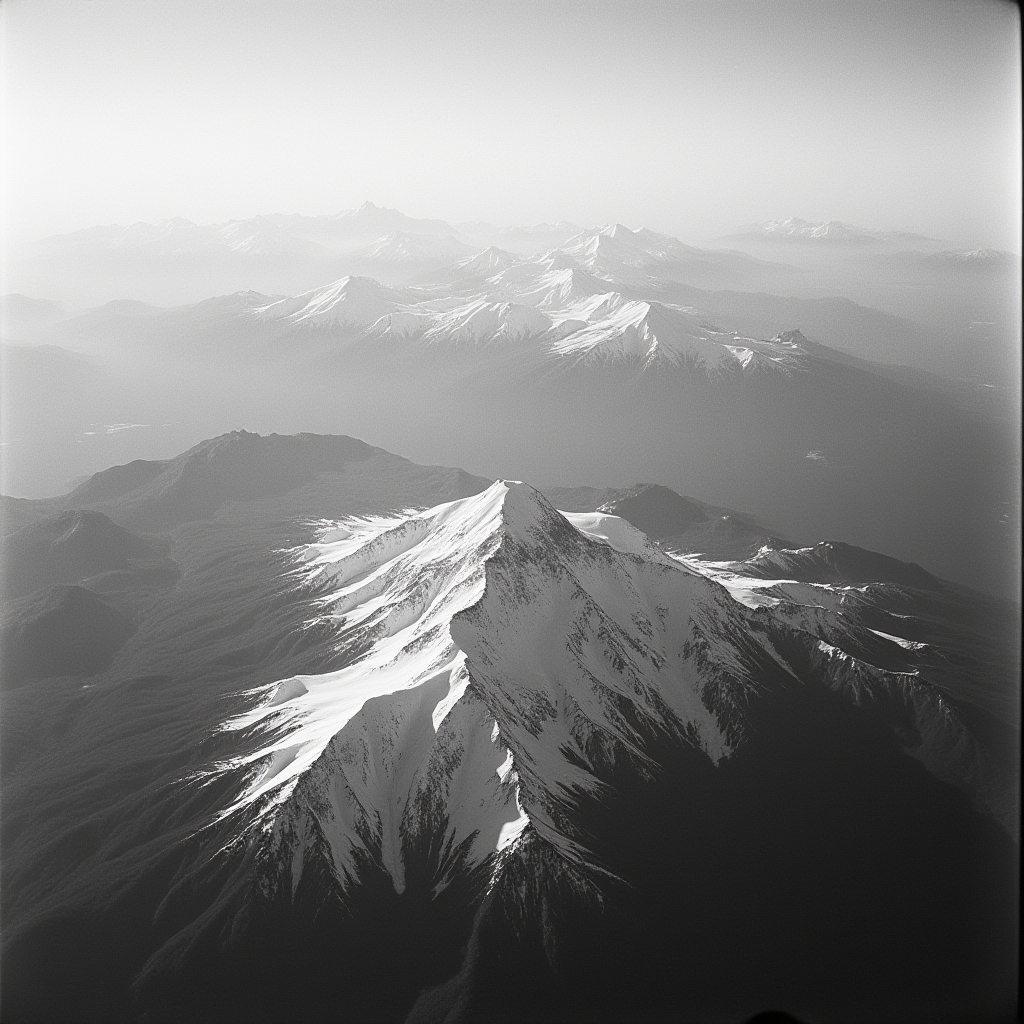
[178,480,1011,921]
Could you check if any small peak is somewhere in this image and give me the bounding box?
[776,328,810,346]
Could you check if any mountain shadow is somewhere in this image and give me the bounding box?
[407,687,1019,1024]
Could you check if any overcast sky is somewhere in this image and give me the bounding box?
[2,0,1020,249]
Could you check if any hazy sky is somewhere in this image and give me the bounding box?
[2,0,1020,249]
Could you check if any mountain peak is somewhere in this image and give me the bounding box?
[775,328,811,346]
[602,222,637,240]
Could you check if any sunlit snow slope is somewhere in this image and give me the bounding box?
[207,482,1011,909]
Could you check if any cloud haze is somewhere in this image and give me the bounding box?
[2,0,1020,251]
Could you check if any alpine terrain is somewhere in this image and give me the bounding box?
[1,433,1017,1023]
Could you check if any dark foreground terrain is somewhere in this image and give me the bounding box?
[0,433,1018,1024]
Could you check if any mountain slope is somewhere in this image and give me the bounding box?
[26,231,1018,599]
[0,440,1017,1024]
[543,223,798,291]
[544,481,790,559]
[0,294,71,340]
[135,481,1017,1022]
[1,585,137,684]
[0,510,171,600]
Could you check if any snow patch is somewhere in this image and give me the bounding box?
[869,628,928,650]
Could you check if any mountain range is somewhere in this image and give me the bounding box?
[0,430,1017,1023]
[5,209,803,307]
[714,217,949,248]
[6,201,1015,390]
[2,205,1019,1024]
[13,213,1015,599]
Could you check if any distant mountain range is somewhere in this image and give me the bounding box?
[711,218,1018,274]
[8,212,1016,598]
[717,216,947,248]
[5,205,802,307]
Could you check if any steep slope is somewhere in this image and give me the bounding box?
[543,482,786,560]
[27,248,1018,599]
[734,539,940,590]
[0,437,495,1024]
[412,245,522,286]
[207,484,1013,868]
[64,459,171,507]
[545,293,798,371]
[129,482,1017,1022]
[62,431,386,531]
[1,459,1017,1024]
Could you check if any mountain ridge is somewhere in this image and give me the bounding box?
[1,434,1017,1024]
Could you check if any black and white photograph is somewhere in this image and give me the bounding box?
[0,1,1020,1022]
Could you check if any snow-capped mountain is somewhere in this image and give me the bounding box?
[545,222,796,289]
[412,245,523,287]
[6,208,804,306]
[209,229,807,370]
[204,482,1013,905]
[250,269,803,370]
[29,219,1015,601]
[2,435,1017,1024]
[543,294,797,370]
[719,217,944,248]
[254,276,411,329]
[484,259,612,307]
[157,474,1017,1020]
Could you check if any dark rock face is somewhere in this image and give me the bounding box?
[408,696,1018,1024]
[597,483,709,537]
[743,539,941,590]
[64,460,171,508]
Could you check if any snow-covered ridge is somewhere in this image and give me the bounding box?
[205,482,747,893]
[217,482,522,813]
[247,258,810,370]
[254,276,410,327]
[199,481,1003,905]
[204,217,810,368]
